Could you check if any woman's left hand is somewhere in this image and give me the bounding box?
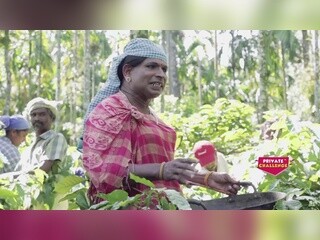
[162,158,198,183]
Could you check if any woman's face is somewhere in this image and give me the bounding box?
[125,58,167,99]
[9,129,28,147]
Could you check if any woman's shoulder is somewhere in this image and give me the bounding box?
[90,91,131,119]
[99,92,128,108]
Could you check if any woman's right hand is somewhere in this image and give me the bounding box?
[207,172,240,195]
[162,158,198,184]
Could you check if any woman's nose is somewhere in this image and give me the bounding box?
[157,68,167,79]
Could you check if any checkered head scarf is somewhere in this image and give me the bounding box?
[84,38,167,120]
[108,38,167,91]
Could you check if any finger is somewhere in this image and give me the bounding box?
[227,187,238,195]
[180,169,196,179]
[229,184,240,195]
[184,180,196,187]
[211,184,237,196]
[223,174,239,184]
[171,174,181,182]
[178,177,188,185]
[232,184,241,191]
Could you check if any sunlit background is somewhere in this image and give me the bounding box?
[0,0,320,28]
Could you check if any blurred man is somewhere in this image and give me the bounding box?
[18,97,68,173]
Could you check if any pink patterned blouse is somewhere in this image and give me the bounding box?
[83,91,180,203]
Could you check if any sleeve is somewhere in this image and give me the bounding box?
[1,149,20,173]
[40,133,68,162]
[217,152,229,173]
[0,141,21,173]
[82,96,138,194]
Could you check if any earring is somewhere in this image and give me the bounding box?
[126,77,131,82]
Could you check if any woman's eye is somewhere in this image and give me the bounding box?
[147,64,156,69]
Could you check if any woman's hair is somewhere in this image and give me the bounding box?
[5,128,28,137]
[117,55,147,82]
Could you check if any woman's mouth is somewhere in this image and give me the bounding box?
[152,82,162,87]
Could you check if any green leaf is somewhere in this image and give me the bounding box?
[0,188,18,199]
[284,200,302,210]
[159,196,172,210]
[54,175,85,194]
[130,173,155,188]
[286,188,304,200]
[89,200,110,210]
[274,200,286,210]
[76,191,91,210]
[309,172,320,183]
[33,168,47,184]
[98,189,129,204]
[163,189,192,210]
[59,188,86,202]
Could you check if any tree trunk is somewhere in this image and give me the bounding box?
[230,30,236,99]
[55,30,62,131]
[257,31,269,123]
[83,30,91,113]
[69,31,78,145]
[197,56,202,106]
[3,30,11,115]
[213,30,220,100]
[302,30,311,68]
[314,30,320,122]
[165,31,180,98]
[37,31,42,96]
[160,31,166,113]
[281,42,288,110]
[28,31,33,100]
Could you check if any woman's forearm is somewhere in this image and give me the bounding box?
[128,163,162,179]
[186,170,208,186]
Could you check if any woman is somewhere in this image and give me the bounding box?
[0,115,30,173]
[83,38,240,205]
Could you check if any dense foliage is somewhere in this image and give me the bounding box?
[1,30,319,210]
[160,98,256,156]
[1,102,320,210]
[1,30,319,146]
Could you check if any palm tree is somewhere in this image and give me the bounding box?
[55,30,62,131]
[314,30,320,122]
[257,31,270,123]
[302,30,311,68]
[83,30,91,114]
[274,30,300,110]
[3,30,11,114]
[36,31,43,96]
[165,30,180,98]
